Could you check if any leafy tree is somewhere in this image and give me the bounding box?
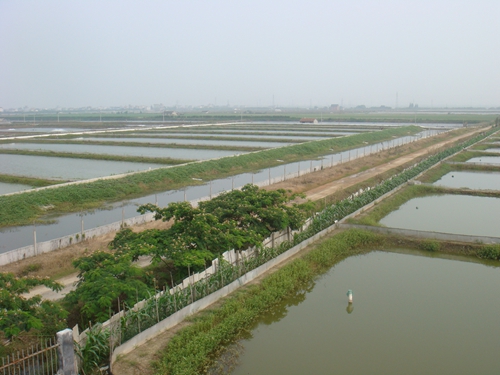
[63,252,152,324]
[0,273,67,339]
[110,184,310,284]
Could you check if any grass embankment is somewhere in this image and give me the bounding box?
[1,139,266,152]
[0,149,192,166]
[447,150,500,163]
[154,229,382,375]
[132,130,358,137]
[351,184,500,227]
[418,162,500,183]
[0,174,64,188]
[70,133,306,144]
[0,127,421,228]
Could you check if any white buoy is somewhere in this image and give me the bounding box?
[347,289,353,304]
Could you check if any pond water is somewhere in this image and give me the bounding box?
[76,137,293,148]
[466,156,500,164]
[0,143,243,160]
[219,250,500,375]
[485,148,500,153]
[380,195,500,237]
[0,154,164,180]
[433,171,500,190]
[0,182,31,195]
[121,132,329,141]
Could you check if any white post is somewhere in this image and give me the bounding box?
[57,328,77,375]
[33,225,37,256]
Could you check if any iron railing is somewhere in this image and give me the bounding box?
[0,339,59,375]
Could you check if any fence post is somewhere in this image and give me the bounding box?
[57,328,77,375]
[33,225,37,256]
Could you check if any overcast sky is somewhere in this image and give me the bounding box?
[1,0,499,109]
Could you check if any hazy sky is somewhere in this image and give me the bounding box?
[1,0,499,109]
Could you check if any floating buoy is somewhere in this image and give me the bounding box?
[347,289,353,304]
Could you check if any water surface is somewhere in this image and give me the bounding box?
[0,154,164,180]
[0,143,242,160]
[223,251,500,375]
[433,171,500,190]
[380,195,500,237]
[466,156,500,164]
[0,182,32,195]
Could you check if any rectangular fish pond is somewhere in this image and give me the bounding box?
[432,171,500,191]
[212,250,500,375]
[379,194,500,238]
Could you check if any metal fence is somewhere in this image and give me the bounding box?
[0,339,59,375]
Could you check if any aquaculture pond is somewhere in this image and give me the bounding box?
[379,194,500,237]
[77,137,293,148]
[0,142,243,160]
[433,171,500,190]
[0,154,164,180]
[0,182,31,195]
[215,250,500,375]
[466,156,500,164]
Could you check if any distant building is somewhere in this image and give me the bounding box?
[300,118,318,124]
[330,104,341,111]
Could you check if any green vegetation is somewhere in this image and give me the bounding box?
[0,149,192,165]
[419,240,440,252]
[0,174,63,187]
[477,244,500,260]
[447,150,500,163]
[0,126,421,228]
[0,273,67,356]
[418,162,500,184]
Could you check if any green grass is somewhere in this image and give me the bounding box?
[0,127,422,228]
[449,150,500,162]
[418,162,500,183]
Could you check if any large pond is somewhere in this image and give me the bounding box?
[120,132,329,141]
[76,137,294,148]
[433,171,500,190]
[466,156,500,164]
[0,182,31,195]
[380,195,500,237]
[216,250,500,375]
[0,143,243,160]
[0,154,164,180]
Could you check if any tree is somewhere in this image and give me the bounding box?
[0,273,67,339]
[111,184,310,272]
[64,252,152,324]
